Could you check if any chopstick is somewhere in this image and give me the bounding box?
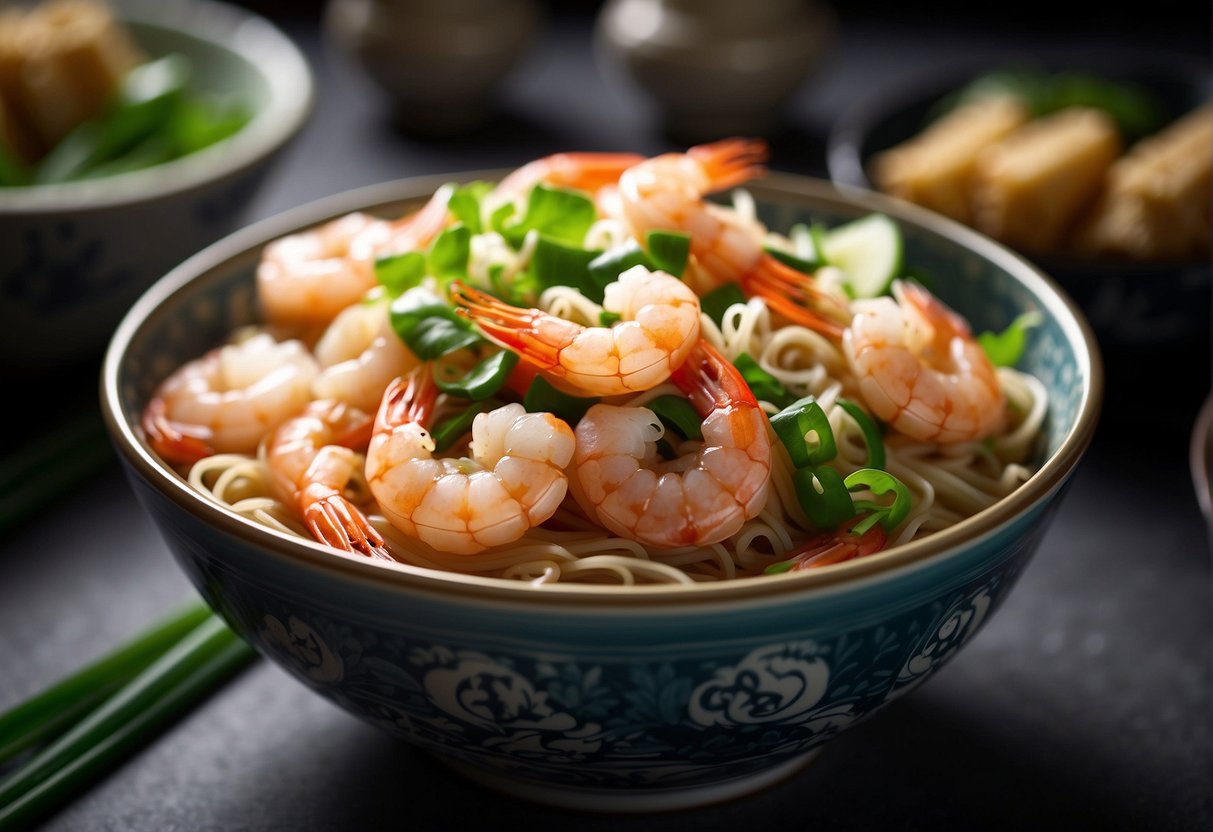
[0,600,257,831]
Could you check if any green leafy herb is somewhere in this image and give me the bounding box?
[845,468,911,533]
[793,466,856,530]
[374,251,427,296]
[646,230,691,277]
[733,353,795,410]
[530,236,605,301]
[837,398,886,470]
[427,225,472,282]
[498,184,596,248]
[523,375,600,426]
[770,396,837,468]
[978,310,1043,367]
[431,399,499,452]
[433,351,519,401]
[646,395,703,441]
[447,181,495,233]
[599,310,622,326]
[588,239,651,288]
[700,283,748,327]
[389,294,483,360]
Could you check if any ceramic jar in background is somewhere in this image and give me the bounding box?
[324,0,542,135]
[594,0,837,142]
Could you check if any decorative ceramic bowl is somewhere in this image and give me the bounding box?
[825,55,1212,350]
[0,0,313,372]
[101,172,1102,812]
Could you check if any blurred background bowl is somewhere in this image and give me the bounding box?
[101,172,1101,812]
[825,54,1211,354]
[0,0,313,373]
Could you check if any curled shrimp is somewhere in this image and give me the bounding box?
[141,333,319,466]
[266,399,393,561]
[365,366,576,555]
[570,339,772,549]
[780,517,888,572]
[844,280,1006,443]
[257,186,452,328]
[493,150,646,201]
[451,264,701,397]
[613,138,850,337]
[313,299,419,414]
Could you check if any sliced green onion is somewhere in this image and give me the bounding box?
[598,310,622,326]
[770,396,836,468]
[389,295,483,360]
[792,466,855,530]
[700,283,748,327]
[431,399,499,452]
[0,613,255,831]
[0,600,212,767]
[845,468,911,533]
[433,351,518,401]
[837,398,886,470]
[588,239,650,288]
[978,310,1043,368]
[646,230,691,277]
[764,245,819,275]
[523,376,600,426]
[646,395,702,441]
[733,353,795,410]
[374,251,426,296]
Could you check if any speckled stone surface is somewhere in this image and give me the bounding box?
[1,9,1209,830]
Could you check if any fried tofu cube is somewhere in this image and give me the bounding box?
[970,107,1122,253]
[869,95,1030,225]
[1072,103,1212,261]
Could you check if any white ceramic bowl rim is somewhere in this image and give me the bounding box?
[102,171,1104,609]
[0,0,313,213]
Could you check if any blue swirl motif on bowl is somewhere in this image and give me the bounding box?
[200,557,1026,791]
[0,220,134,314]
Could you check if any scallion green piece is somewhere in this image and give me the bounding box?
[374,252,426,296]
[0,613,255,831]
[646,395,702,441]
[389,295,483,360]
[770,396,836,468]
[837,399,886,470]
[433,351,518,401]
[588,239,650,288]
[978,310,1043,368]
[845,468,911,533]
[792,466,855,530]
[764,244,819,275]
[497,184,596,248]
[733,353,795,410]
[431,399,498,452]
[0,600,212,768]
[645,230,691,277]
[523,376,599,426]
[427,224,471,282]
[447,181,494,233]
[530,237,604,301]
[700,283,748,327]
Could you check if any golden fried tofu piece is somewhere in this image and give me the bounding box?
[970,107,1122,253]
[869,95,1030,225]
[1072,103,1212,261]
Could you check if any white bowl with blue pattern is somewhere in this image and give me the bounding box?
[0,0,312,372]
[101,172,1103,813]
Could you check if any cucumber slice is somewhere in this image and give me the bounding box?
[820,213,903,299]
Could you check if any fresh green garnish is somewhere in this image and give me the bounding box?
[820,213,903,299]
[845,468,912,533]
[733,353,795,410]
[588,239,650,288]
[388,294,484,359]
[447,180,495,233]
[837,398,886,470]
[374,251,427,296]
[793,465,856,530]
[645,230,691,277]
[764,245,819,275]
[700,283,748,327]
[433,351,519,401]
[430,399,499,452]
[427,225,472,282]
[978,310,1043,367]
[599,310,622,326]
[497,184,596,248]
[770,396,836,468]
[646,395,703,441]
[530,236,605,302]
[522,375,600,426]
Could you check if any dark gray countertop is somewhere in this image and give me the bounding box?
[2,7,1210,830]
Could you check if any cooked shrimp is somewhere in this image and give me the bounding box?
[782,516,888,572]
[365,366,576,555]
[570,339,772,549]
[844,280,1005,443]
[613,137,850,337]
[257,186,453,327]
[313,299,419,413]
[451,264,701,397]
[491,150,645,209]
[142,333,319,466]
[266,399,392,561]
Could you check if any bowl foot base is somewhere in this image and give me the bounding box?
[437,748,821,813]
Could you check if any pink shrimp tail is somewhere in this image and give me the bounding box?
[377,365,439,433]
[670,339,759,416]
[450,281,566,370]
[788,517,888,572]
[687,137,770,191]
[742,254,849,339]
[301,490,394,562]
[499,152,647,196]
[141,397,214,465]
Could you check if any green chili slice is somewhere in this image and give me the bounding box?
[793,466,855,530]
[770,396,836,468]
[837,398,886,470]
[646,230,691,277]
[734,353,795,410]
[844,468,911,533]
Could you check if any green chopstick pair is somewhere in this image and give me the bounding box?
[0,599,257,831]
